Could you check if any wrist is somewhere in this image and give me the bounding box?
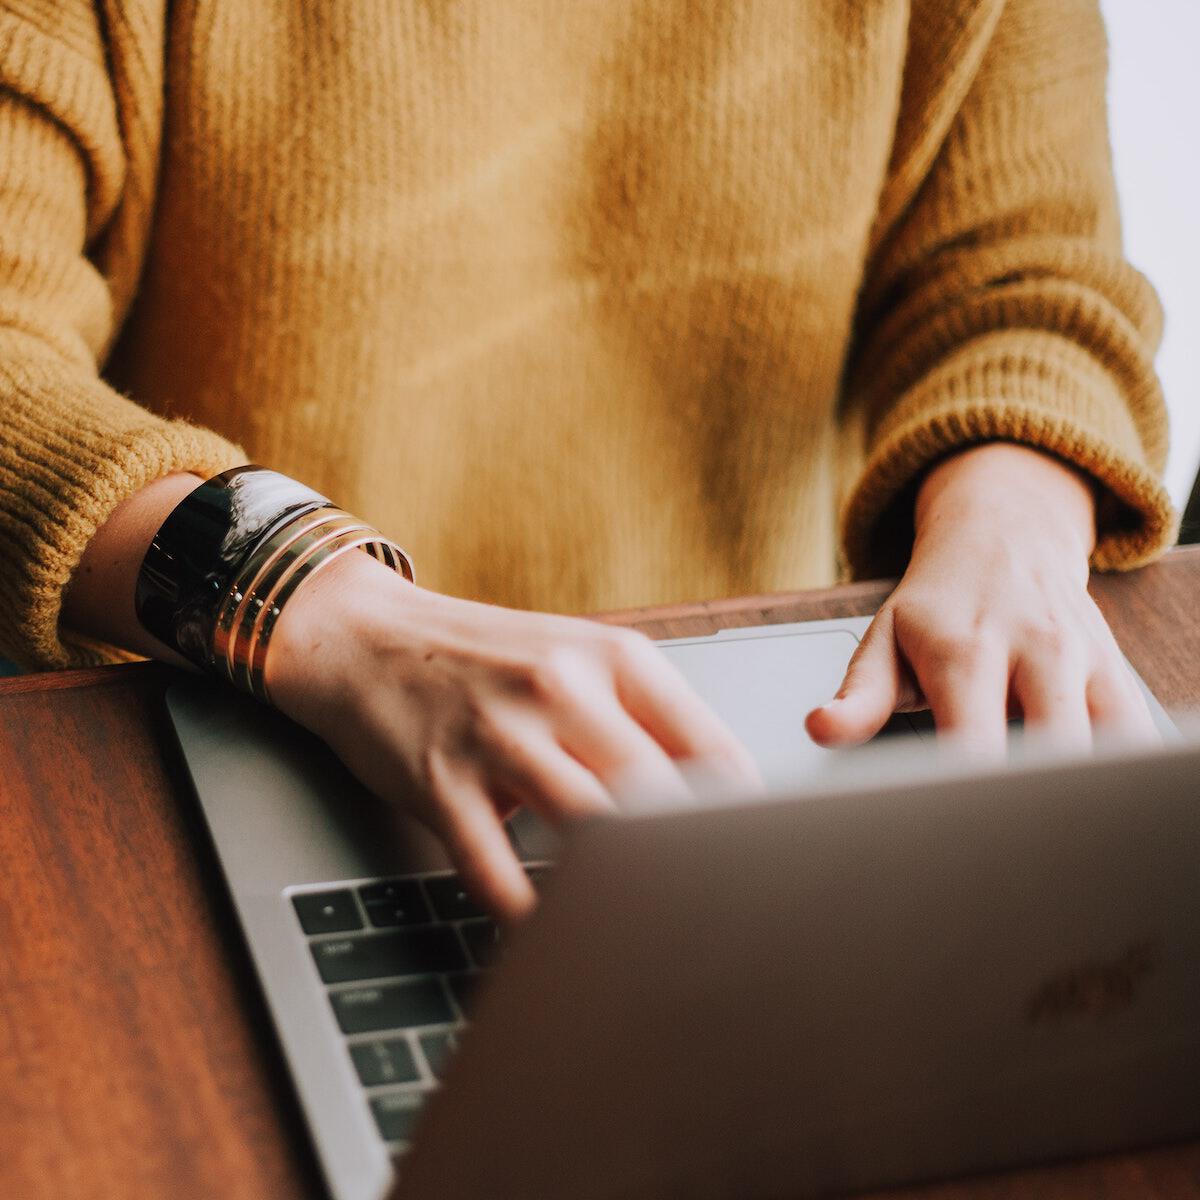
[263,548,419,722]
[915,442,1097,561]
[130,465,413,700]
[62,472,205,664]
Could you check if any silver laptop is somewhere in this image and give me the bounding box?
[165,617,1196,1200]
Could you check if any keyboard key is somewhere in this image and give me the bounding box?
[358,880,431,927]
[330,979,454,1033]
[371,1092,426,1142]
[460,919,503,968]
[423,874,486,921]
[292,890,362,935]
[359,879,423,905]
[365,899,430,928]
[311,928,466,984]
[447,971,483,1016]
[350,1038,420,1087]
[418,1031,459,1080]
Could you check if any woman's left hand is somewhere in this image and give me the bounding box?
[806,442,1160,756]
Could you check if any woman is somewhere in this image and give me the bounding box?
[0,0,1174,918]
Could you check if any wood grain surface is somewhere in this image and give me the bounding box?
[1,545,1198,1200]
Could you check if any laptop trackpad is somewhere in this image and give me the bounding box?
[659,627,864,786]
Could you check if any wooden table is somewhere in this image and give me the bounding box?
[2,546,1198,1200]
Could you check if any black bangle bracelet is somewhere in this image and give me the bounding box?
[135,465,332,667]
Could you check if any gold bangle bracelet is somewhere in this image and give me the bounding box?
[231,523,409,696]
[246,531,404,704]
[213,508,364,681]
[212,505,414,701]
[211,510,365,676]
[232,523,375,695]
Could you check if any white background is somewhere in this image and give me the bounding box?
[1101,0,1200,510]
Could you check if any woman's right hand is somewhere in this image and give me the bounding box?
[264,551,761,920]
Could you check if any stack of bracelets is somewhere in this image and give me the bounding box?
[135,465,414,703]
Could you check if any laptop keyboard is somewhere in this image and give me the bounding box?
[290,866,550,1156]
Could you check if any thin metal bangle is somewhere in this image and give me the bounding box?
[227,522,379,694]
[246,533,410,704]
[227,520,413,698]
[212,510,364,678]
[215,510,415,686]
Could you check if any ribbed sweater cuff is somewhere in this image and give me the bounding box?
[840,330,1177,579]
[0,348,245,669]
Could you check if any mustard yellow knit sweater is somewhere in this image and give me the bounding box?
[0,0,1175,669]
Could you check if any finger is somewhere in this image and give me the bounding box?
[1010,650,1092,753]
[610,634,762,787]
[427,751,536,922]
[485,720,620,823]
[1086,663,1161,746]
[912,637,1010,758]
[806,607,905,746]
[556,692,694,807]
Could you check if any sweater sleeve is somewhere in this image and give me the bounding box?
[0,9,244,669]
[839,0,1175,580]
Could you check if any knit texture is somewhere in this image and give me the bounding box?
[0,0,1175,668]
